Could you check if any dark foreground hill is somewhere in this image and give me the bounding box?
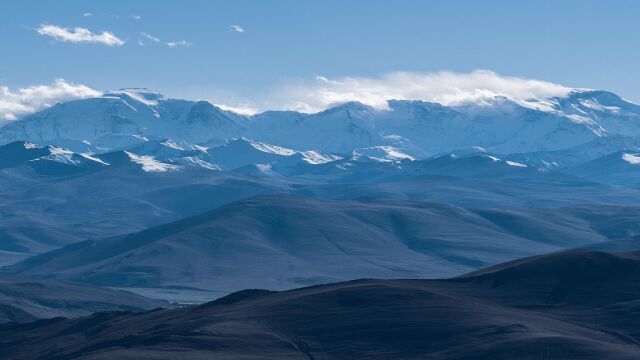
[1,249,639,359]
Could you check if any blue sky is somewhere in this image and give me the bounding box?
[1,0,639,115]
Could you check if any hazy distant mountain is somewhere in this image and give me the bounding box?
[504,135,640,169]
[1,249,638,359]
[5,195,640,301]
[0,275,166,323]
[0,143,288,266]
[2,135,640,270]
[565,150,640,186]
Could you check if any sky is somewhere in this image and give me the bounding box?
[1,0,639,117]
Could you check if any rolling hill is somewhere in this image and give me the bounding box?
[1,249,638,359]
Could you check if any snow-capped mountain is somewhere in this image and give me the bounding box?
[207,138,340,171]
[1,88,639,159]
[351,146,415,163]
[0,141,106,175]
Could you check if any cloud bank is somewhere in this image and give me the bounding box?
[36,24,125,46]
[0,71,574,120]
[0,79,101,120]
[262,70,573,113]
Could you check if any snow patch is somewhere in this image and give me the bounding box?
[580,99,621,113]
[353,146,415,162]
[161,139,185,150]
[47,146,79,165]
[80,153,109,165]
[125,151,180,172]
[300,151,342,164]
[505,160,528,168]
[622,153,640,165]
[171,156,220,170]
[246,139,296,156]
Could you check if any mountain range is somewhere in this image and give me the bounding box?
[1,88,639,159]
[0,88,640,302]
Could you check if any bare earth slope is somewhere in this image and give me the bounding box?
[1,249,639,359]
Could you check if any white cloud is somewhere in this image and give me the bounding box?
[216,103,260,115]
[82,12,92,17]
[130,15,142,20]
[36,24,125,46]
[166,40,192,48]
[230,25,245,33]
[0,79,101,120]
[139,33,192,48]
[219,70,572,114]
[0,71,573,120]
[140,32,160,43]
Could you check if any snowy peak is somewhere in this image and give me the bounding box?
[352,146,415,163]
[386,99,458,115]
[239,138,297,156]
[208,138,299,170]
[100,88,167,108]
[564,90,636,109]
[36,146,107,167]
[127,139,200,158]
[124,151,181,172]
[206,138,343,172]
[318,101,376,117]
[298,150,342,164]
[92,150,183,173]
[0,141,108,175]
[0,141,51,168]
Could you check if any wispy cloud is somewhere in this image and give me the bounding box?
[0,79,101,120]
[214,70,572,114]
[230,25,245,33]
[140,32,160,43]
[139,32,192,48]
[130,15,142,20]
[36,24,125,46]
[82,12,92,17]
[166,40,192,48]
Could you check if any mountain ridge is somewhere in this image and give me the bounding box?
[2,88,639,157]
